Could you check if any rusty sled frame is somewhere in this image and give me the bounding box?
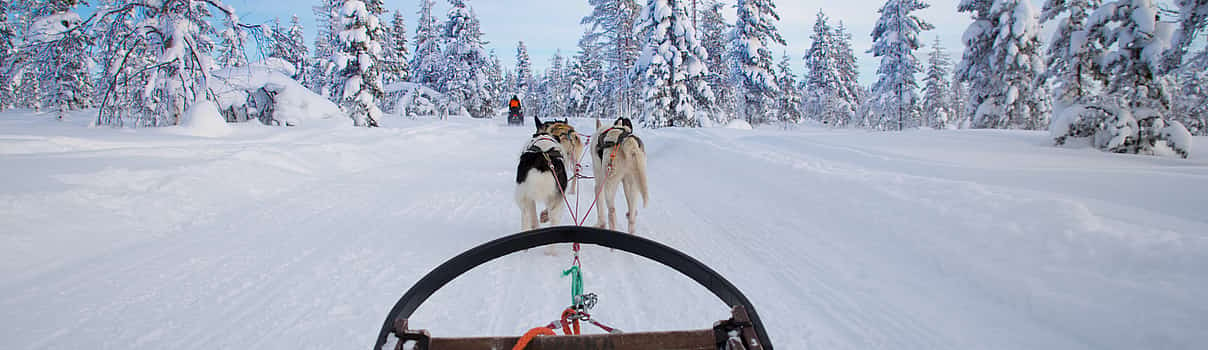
[373,226,773,350]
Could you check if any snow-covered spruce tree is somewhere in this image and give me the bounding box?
[439,0,492,117]
[728,0,786,124]
[950,76,970,127]
[922,37,953,129]
[569,31,605,118]
[834,22,861,126]
[1041,0,1102,109]
[1172,51,1207,135]
[698,0,733,122]
[582,0,642,117]
[958,0,1049,130]
[486,50,505,110]
[538,51,569,118]
[869,0,933,131]
[93,0,242,126]
[217,17,248,68]
[1162,0,1208,71]
[28,2,93,119]
[775,52,803,124]
[1049,0,1192,157]
[9,0,93,117]
[635,0,714,128]
[515,41,533,98]
[334,0,386,127]
[0,0,15,111]
[269,15,309,80]
[409,0,442,88]
[382,10,409,84]
[803,10,844,126]
[308,0,340,96]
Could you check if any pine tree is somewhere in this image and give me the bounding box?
[308,0,340,96]
[515,41,533,98]
[569,30,605,118]
[217,17,248,68]
[957,0,1048,130]
[1172,51,1208,135]
[582,0,642,117]
[25,1,94,119]
[922,37,953,129]
[334,0,387,127]
[382,10,409,84]
[440,0,493,117]
[950,76,970,127]
[409,0,442,87]
[1041,0,1102,109]
[775,52,803,124]
[271,15,309,80]
[870,0,933,130]
[803,10,844,125]
[1163,0,1208,71]
[539,50,568,117]
[635,0,714,127]
[729,0,787,124]
[1049,0,1191,156]
[834,22,861,126]
[697,0,732,122]
[486,50,505,110]
[0,0,16,110]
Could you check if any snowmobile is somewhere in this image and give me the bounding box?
[373,226,773,350]
[508,110,525,126]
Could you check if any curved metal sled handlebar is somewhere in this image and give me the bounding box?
[373,226,774,349]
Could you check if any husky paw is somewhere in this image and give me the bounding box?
[540,210,550,223]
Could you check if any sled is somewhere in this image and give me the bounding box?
[373,226,773,350]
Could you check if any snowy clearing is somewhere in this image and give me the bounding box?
[2,112,1207,349]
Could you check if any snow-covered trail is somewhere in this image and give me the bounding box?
[2,115,1206,349]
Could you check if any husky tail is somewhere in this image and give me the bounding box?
[623,137,649,207]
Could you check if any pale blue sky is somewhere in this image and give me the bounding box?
[216,0,1034,85]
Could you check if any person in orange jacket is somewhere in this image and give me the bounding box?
[508,95,522,116]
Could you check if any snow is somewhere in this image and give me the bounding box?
[28,11,82,42]
[724,119,754,130]
[2,115,1207,349]
[176,101,231,137]
[210,65,345,126]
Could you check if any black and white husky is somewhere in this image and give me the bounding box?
[515,117,570,231]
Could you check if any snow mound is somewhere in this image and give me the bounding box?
[211,65,345,126]
[724,119,753,130]
[179,101,232,137]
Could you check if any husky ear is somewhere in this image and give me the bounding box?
[534,116,543,131]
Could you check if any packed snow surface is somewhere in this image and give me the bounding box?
[2,113,1207,349]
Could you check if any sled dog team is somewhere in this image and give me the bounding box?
[515,116,648,234]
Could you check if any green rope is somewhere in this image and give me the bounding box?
[561,265,583,306]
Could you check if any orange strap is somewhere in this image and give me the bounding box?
[560,308,581,335]
[512,327,556,350]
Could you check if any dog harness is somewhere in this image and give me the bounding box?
[595,127,643,159]
[526,133,565,162]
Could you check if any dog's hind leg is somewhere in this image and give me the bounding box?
[594,178,609,229]
[622,177,639,234]
[605,181,619,230]
[521,200,538,231]
[546,196,564,227]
